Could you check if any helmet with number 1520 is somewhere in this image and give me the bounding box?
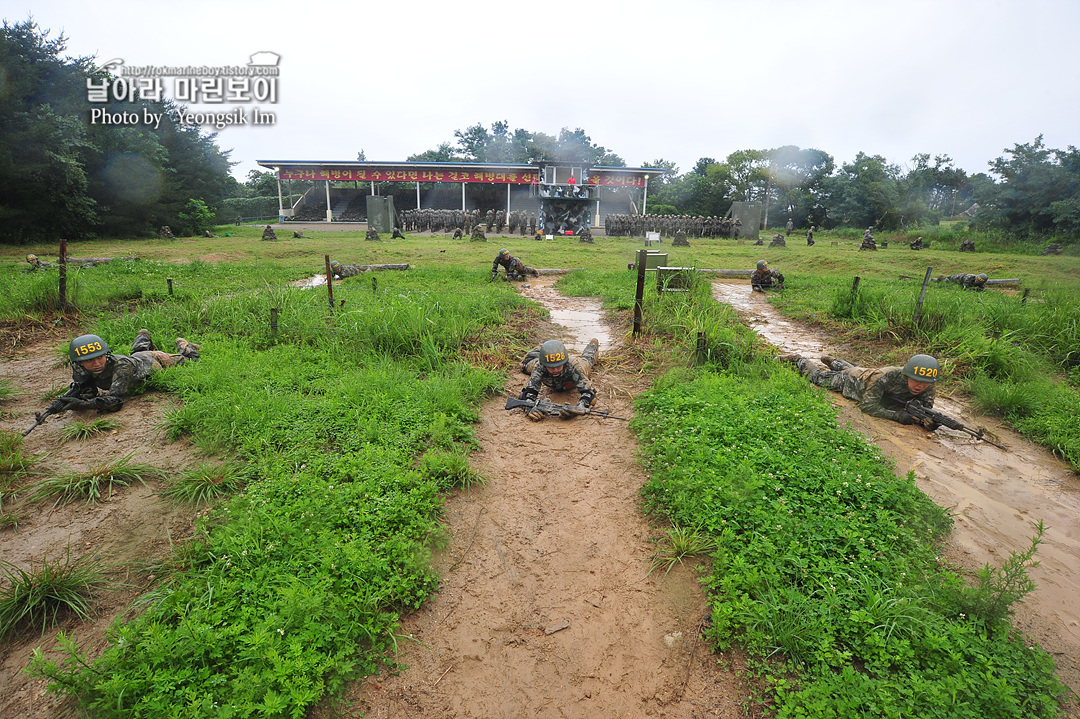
[902,354,940,382]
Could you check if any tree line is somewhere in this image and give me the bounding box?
[3,16,1075,244]
[0,19,234,243]
[641,140,1079,238]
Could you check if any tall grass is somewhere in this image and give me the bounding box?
[27,269,527,718]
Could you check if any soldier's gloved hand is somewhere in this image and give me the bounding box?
[919,417,940,431]
[896,412,915,425]
[60,397,87,410]
[518,388,538,402]
[561,402,588,418]
[526,408,545,422]
[46,398,72,413]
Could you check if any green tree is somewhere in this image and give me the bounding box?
[822,152,901,229]
[176,198,213,236]
[974,135,1080,238]
[0,20,98,242]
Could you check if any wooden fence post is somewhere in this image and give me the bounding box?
[913,266,933,325]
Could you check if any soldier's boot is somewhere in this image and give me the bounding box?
[776,353,802,364]
[582,338,600,366]
[175,337,201,361]
[820,354,839,369]
[132,329,156,353]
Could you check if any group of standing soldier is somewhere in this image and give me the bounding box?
[398,208,538,237]
[603,214,745,239]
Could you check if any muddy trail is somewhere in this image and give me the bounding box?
[713,281,1080,703]
[340,277,745,718]
[0,338,203,719]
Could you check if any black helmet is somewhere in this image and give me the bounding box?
[902,354,940,382]
[70,334,110,362]
[539,340,568,369]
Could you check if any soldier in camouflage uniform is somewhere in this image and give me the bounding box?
[517,339,599,421]
[491,248,539,280]
[781,353,940,427]
[330,260,364,279]
[786,218,794,236]
[940,273,988,290]
[25,254,53,270]
[751,260,785,292]
[60,330,200,413]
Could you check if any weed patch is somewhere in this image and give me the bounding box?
[0,550,107,638]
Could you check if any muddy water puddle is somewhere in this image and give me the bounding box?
[291,274,327,288]
[518,277,612,351]
[712,281,1080,696]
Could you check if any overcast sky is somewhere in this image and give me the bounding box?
[11,0,1079,181]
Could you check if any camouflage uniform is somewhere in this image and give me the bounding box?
[333,264,363,279]
[492,252,538,280]
[942,273,985,290]
[786,218,794,236]
[795,358,935,424]
[66,333,198,413]
[751,267,784,291]
[520,342,598,406]
[261,226,277,241]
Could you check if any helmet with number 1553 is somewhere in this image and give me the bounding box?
[70,334,110,363]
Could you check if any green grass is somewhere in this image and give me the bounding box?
[6,237,1073,718]
[59,417,123,443]
[0,378,15,401]
[27,454,162,507]
[0,550,107,638]
[649,525,716,575]
[160,461,244,505]
[1,429,41,479]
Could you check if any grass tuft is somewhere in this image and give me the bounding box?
[0,550,107,637]
[161,462,244,505]
[650,525,716,575]
[418,448,486,489]
[1,429,41,477]
[59,417,123,443]
[0,378,16,402]
[27,453,162,507]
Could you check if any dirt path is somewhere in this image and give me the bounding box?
[712,281,1080,705]
[0,339,202,719]
[341,278,746,718]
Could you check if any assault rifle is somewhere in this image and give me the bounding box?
[504,396,629,421]
[905,401,1008,451]
[23,395,80,436]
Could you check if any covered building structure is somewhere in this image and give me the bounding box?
[256,159,664,233]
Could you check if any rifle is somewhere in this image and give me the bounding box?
[905,401,1008,451]
[23,396,80,436]
[504,396,629,421]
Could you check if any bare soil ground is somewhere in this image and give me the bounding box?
[0,333,203,719]
[713,282,1080,714]
[339,278,749,718]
